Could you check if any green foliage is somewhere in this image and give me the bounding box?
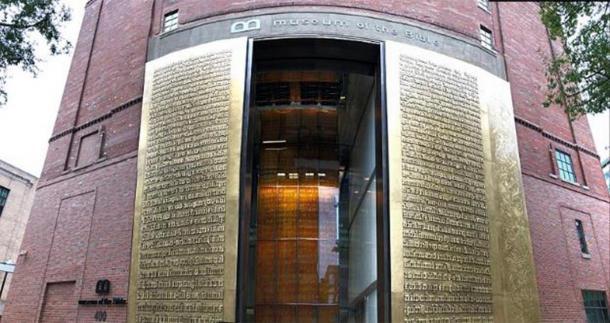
[540,2,609,119]
[0,0,71,105]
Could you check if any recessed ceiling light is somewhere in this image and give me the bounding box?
[263,140,287,144]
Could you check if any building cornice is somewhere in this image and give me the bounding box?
[515,115,600,159]
[48,96,142,143]
[0,160,38,186]
[522,170,610,203]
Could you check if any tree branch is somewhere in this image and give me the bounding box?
[565,77,609,98]
[0,16,49,29]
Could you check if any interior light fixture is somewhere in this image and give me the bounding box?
[263,139,287,144]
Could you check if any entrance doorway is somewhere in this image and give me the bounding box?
[239,39,387,323]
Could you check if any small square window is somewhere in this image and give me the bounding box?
[480,26,493,50]
[163,10,179,33]
[582,290,610,323]
[0,186,9,217]
[555,149,577,183]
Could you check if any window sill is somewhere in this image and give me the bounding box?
[160,26,179,37]
[478,43,496,55]
[550,173,584,188]
[560,178,581,187]
[64,156,108,174]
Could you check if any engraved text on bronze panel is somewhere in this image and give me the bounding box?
[137,51,232,322]
[400,56,492,322]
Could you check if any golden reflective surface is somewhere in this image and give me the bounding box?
[254,108,341,322]
[129,37,247,323]
[131,37,540,323]
[386,41,540,322]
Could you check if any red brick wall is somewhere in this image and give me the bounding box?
[524,176,610,322]
[39,282,77,323]
[4,1,609,322]
[2,159,137,322]
[497,2,610,321]
[42,0,151,181]
[153,0,496,40]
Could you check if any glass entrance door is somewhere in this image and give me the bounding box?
[242,39,384,323]
[255,104,341,322]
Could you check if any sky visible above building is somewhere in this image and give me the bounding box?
[0,1,607,176]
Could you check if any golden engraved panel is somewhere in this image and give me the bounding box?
[386,41,540,322]
[129,37,247,323]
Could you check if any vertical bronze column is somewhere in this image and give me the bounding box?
[386,41,540,322]
[129,37,248,322]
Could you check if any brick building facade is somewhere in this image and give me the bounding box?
[3,1,609,322]
[0,160,37,319]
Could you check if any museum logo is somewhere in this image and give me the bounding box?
[230,19,261,33]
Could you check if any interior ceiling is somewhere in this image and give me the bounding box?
[256,72,374,174]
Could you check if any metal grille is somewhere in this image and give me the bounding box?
[300,82,341,106]
[255,82,342,107]
[255,82,291,106]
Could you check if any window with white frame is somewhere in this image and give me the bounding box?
[555,149,577,183]
[163,10,179,33]
[478,0,490,11]
[480,25,493,50]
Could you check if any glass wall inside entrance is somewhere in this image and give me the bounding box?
[242,39,383,323]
